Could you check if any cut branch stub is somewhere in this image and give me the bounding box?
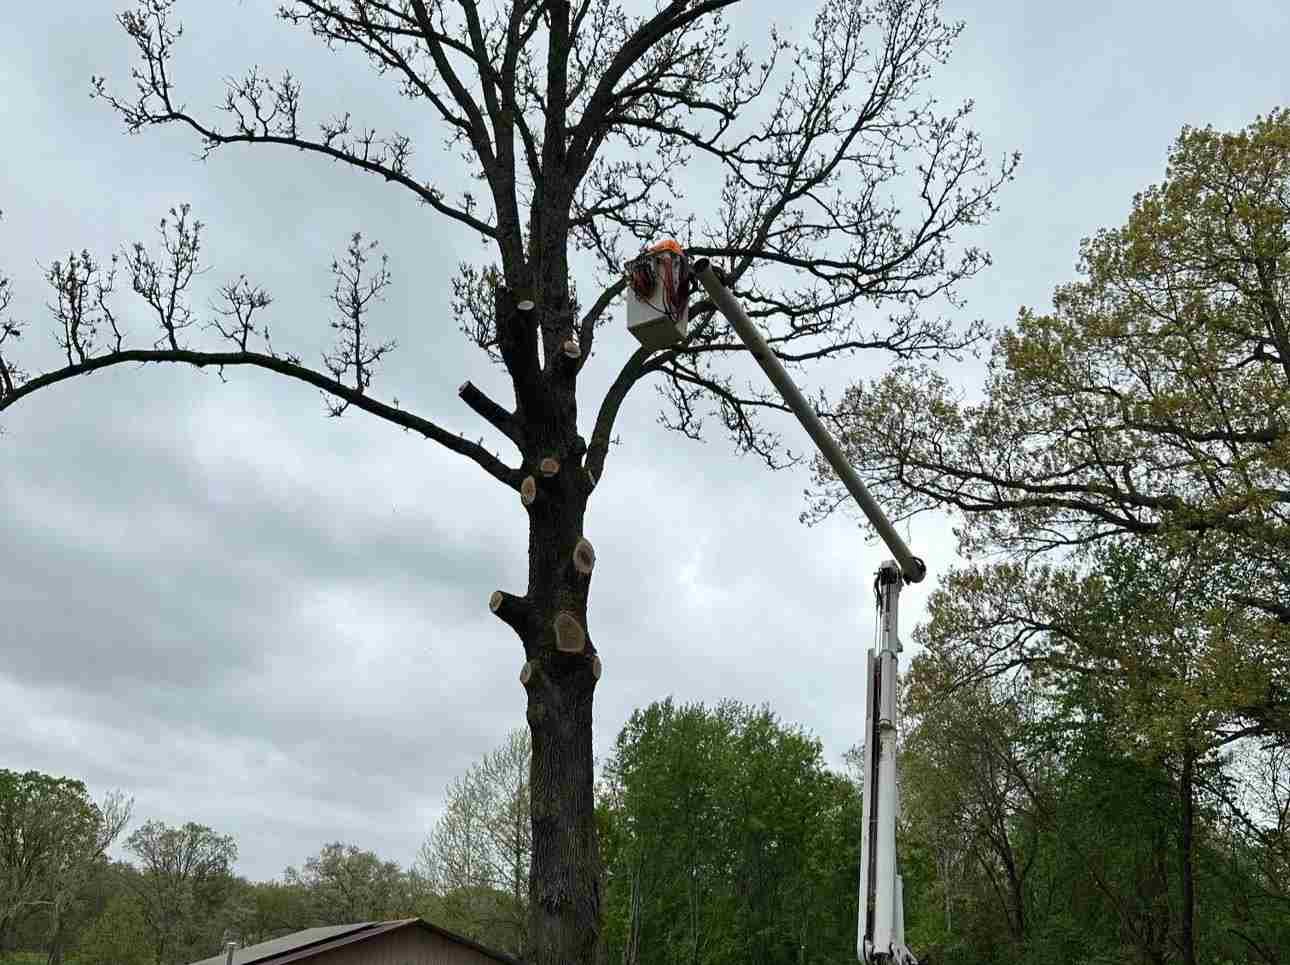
[554,337,583,377]
[554,612,586,653]
[457,380,513,433]
[573,537,596,575]
[539,456,561,478]
[591,654,602,680]
[520,475,538,506]
[517,299,536,312]
[520,660,535,685]
[489,590,533,637]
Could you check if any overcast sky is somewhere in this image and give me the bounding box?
[2,0,1286,883]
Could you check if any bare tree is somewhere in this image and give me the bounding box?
[420,729,531,955]
[0,2,1015,961]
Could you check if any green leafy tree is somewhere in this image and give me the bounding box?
[125,820,238,965]
[816,111,1290,729]
[76,895,151,965]
[0,771,130,960]
[901,538,1290,965]
[599,699,860,965]
[900,661,1051,961]
[0,2,1016,959]
[285,843,418,926]
[213,877,313,948]
[40,790,132,965]
[810,110,1290,964]
[1208,741,1290,965]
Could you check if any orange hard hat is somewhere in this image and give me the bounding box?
[646,239,685,256]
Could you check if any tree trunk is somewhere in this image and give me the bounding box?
[528,670,599,965]
[45,920,65,965]
[622,859,643,965]
[1179,743,1196,965]
[515,461,601,965]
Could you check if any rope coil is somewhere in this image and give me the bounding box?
[625,239,690,320]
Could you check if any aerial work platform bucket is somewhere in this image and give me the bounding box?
[624,240,690,350]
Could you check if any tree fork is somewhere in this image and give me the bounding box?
[494,284,541,413]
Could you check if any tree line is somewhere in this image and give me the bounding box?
[2,704,845,965]
[0,727,531,965]
[3,685,1285,965]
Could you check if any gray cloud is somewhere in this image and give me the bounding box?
[4,0,1288,882]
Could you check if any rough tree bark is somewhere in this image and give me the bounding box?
[498,284,603,961]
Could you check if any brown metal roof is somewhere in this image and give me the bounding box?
[187,923,379,965]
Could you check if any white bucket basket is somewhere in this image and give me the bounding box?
[624,247,689,350]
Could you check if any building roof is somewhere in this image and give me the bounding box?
[187,918,521,965]
[189,923,378,965]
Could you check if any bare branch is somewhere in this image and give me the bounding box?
[407,0,495,168]
[92,2,496,239]
[566,0,740,175]
[490,589,540,637]
[577,277,623,358]
[321,233,396,417]
[0,270,25,401]
[123,204,202,351]
[209,275,272,352]
[454,262,506,365]
[44,249,122,362]
[585,344,655,483]
[1,347,521,489]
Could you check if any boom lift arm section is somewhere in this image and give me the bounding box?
[690,259,921,964]
[857,562,917,964]
[691,259,925,586]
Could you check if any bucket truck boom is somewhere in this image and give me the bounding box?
[688,258,923,964]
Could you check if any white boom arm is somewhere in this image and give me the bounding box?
[691,260,920,964]
[857,562,917,964]
[691,260,925,585]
